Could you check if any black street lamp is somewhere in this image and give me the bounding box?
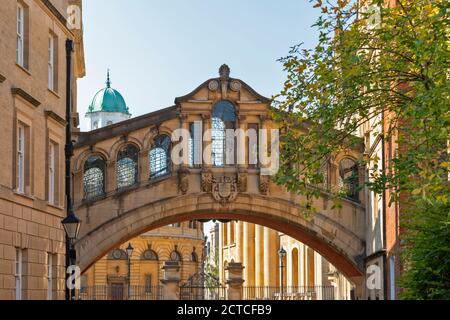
[61,211,81,241]
[278,247,286,300]
[126,243,134,299]
[62,39,81,301]
[61,210,81,300]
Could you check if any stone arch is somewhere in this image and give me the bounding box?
[74,147,110,172]
[75,194,364,282]
[108,137,143,161]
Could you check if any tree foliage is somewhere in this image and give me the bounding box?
[272,0,449,299]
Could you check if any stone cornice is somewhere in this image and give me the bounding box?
[11,87,41,107]
[40,0,68,29]
[45,110,66,126]
[74,105,178,148]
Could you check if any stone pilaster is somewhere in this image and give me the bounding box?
[225,262,244,300]
[243,222,255,286]
[160,261,181,300]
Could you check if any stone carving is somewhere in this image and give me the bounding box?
[208,80,219,91]
[212,176,238,205]
[237,171,247,192]
[259,175,270,195]
[201,170,213,192]
[178,168,189,194]
[219,64,230,79]
[230,80,241,92]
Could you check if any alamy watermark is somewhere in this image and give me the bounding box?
[171,123,280,176]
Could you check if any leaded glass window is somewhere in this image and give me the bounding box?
[149,135,171,179]
[338,158,359,201]
[83,155,106,199]
[211,100,236,166]
[116,144,139,189]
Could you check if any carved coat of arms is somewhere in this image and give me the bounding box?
[211,176,238,205]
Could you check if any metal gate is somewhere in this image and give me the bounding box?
[179,272,226,300]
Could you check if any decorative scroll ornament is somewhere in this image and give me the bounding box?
[201,170,213,192]
[237,171,247,192]
[259,175,270,195]
[178,168,190,195]
[212,176,238,205]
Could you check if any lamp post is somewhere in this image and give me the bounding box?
[61,211,80,300]
[126,242,134,300]
[278,247,286,300]
[62,38,81,300]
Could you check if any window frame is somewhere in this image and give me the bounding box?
[15,249,22,300]
[46,253,53,300]
[16,3,24,67]
[116,144,139,190]
[48,141,57,204]
[83,155,106,200]
[17,123,25,193]
[211,100,236,167]
[149,135,171,179]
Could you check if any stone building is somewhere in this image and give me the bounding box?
[80,221,204,300]
[0,0,85,299]
[219,222,354,300]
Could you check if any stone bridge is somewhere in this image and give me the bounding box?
[71,66,366,289]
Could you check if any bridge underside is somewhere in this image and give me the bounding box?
[75,193,365,280]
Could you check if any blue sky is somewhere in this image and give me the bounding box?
[76,0,321,131]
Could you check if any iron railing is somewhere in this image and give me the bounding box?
[76,285,163,300]
[243,286,336,300]
[180,286,227,300]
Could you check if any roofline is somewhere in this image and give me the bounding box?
[174,77,272,104]
[74,105,178,148]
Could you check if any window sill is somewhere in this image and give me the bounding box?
[16,63,31,76]
[47,88,60,98]
[13,190,35,201]
[47,202,64,210]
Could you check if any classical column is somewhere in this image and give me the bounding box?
[237,115,247,168]
[179,113,189,168]
[202,113,211,167]
[263,227,278,287]
[227,222,231,247]
[219,223,224,284]
[254,225,264,287]
[106,160,115,194]
[235,221,243,263]
[243,222,255,287]
[299,244,305,287]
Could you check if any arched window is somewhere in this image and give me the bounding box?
[338,158,359,201]
[83,155,106,199]
[116,144,139,189]
[319,160,330,190]
[141,249,158,261]
[211,100,236,166]
[169,250,182,262]
[149,135,171,179]
[108,248,128,260]
[191,251,198,263]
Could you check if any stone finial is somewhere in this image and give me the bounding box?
[219,64,230,79]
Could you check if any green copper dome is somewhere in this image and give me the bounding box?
[87,71,130,115]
